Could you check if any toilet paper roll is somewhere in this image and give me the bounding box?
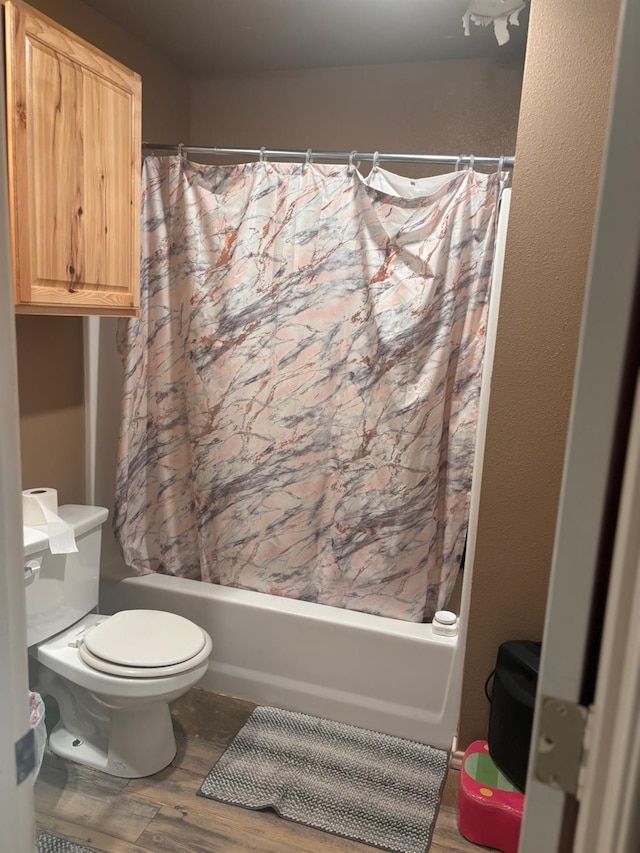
[22,488,78,555]
[22,487,58,525]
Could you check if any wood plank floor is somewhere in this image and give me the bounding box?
[35,688,490,853]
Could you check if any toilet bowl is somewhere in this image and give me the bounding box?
[25,505,213,778]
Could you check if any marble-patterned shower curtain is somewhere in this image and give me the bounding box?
[114,155,502,622]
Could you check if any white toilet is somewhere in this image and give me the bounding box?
[24,504,212,778]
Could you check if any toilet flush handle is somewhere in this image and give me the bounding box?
[24,558,42,587]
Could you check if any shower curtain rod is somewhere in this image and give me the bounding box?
[141,142,515,169]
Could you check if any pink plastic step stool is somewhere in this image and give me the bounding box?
[458,740,525,853]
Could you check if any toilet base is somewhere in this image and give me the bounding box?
[47,703,177,778]
[40,665,180,778]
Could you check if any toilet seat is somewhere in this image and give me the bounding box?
[78,610,213,678]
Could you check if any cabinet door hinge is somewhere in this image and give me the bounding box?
[534,697,594,799]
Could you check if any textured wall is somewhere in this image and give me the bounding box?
[25,0,190,143]
[457,0,622,747]
[16,316,85,503]
[191,58,524,177]
[14,0,190,503]
[91,54,523,594]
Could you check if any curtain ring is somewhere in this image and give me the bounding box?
[304,149,313,169]
[259,146,267,164]
[372,151,380,172]
[468,155,475,172]
[178,143,185,161]
[455,155,463,172]
[497,155,508,191]
[348,150,358,174]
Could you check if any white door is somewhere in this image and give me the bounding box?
[519,0,640,849]
[0,38,37,853]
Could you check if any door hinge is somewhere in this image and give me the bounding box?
[534,697,594,799]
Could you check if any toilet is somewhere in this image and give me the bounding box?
[24,504,212,778]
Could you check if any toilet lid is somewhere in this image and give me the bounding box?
[83,610,207,668]
[78,630,213,678]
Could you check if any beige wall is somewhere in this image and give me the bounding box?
[16,45,524,503]
[14,1,622,754]
[26,0,190,143]
[15,0,191,502]
[457,0,622,747]
[16,316,85,503]
[191,58,524,177]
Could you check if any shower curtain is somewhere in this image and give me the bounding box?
[114,156,502,622]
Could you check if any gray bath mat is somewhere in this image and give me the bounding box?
[37,832,94,853]
[198,706,449,853]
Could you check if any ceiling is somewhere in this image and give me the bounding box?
[81,0,529,76]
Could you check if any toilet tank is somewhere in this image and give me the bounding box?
[24,505,109,647]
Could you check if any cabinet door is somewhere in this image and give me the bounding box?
[5,1,141,316]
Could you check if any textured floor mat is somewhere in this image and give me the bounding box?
[37,832,95,853]
[199,706,449,853]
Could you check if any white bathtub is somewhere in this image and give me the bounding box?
[115,574,459,750]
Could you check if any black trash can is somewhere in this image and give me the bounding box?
[487,640,541,792]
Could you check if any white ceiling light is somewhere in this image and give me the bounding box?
[462,0,526,46]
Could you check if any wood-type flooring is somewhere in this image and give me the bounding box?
[35,688,493,853]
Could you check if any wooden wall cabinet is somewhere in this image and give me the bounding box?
[4,1,141,316]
